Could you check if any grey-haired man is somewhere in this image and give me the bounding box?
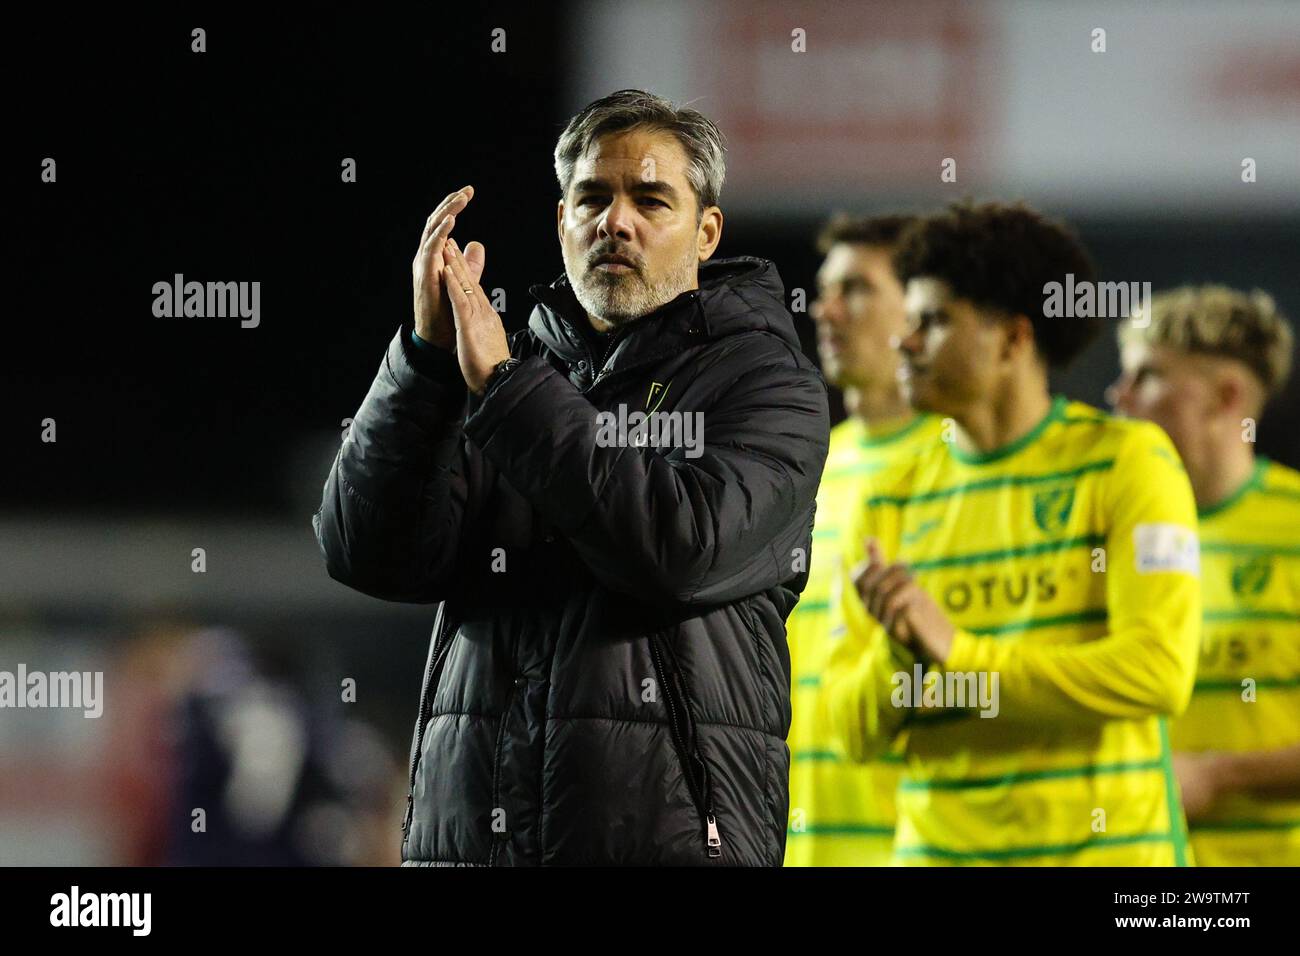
[315,89,829,866]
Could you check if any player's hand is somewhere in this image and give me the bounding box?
[412,186,485,349]
[852,538,955,663]
[1173,751,1225,821]
[442,236,510,395]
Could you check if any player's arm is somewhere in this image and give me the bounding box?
[1176,745,1300,819]
[1216,744,1300,797]
[936,424,1201,723]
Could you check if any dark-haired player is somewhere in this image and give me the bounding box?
[826,201,1201,865]
[785,214,943,866]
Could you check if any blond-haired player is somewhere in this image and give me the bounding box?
[1110,285,1300,866]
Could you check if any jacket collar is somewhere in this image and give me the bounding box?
[526,257,796,381]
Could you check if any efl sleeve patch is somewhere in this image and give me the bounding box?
[1133,523,1200,575]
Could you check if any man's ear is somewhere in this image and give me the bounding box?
[1215,365,1249,416]
[556,200,565,246]
[1004,313,1036,363]
[697,206,724,261]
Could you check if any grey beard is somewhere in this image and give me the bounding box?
[567,249,698,327]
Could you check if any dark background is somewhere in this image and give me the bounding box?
[9,9,1300,518]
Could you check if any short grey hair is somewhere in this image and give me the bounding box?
[553,89,727,217]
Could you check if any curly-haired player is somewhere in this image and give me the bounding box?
[825,200,1202,865]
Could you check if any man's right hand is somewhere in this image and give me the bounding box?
[413,186,486,350]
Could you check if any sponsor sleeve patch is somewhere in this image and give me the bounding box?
[1133,522,1200,575]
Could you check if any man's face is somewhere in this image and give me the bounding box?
[558,128,722,326]
[898,277,1007,415]
[811,243,907,390]
[1108,340,1213,468]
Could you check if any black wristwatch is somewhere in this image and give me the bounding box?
[480,357,522,396]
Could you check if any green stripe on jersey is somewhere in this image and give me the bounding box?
[788,824,896,838]
[894,830,1175,862]
[866,460,1115,508]
[1203,608,1300,623]
[1194,676,1300,692]
[1189,819,1300,832]
[968,609,1108,636]
[792,749,905,765]
[1201,542,1300,558]
[899,758,1163,791]
[906,535,1104,570]
[1158,717,1191,866]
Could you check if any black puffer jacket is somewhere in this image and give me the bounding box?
[314,256,829,865]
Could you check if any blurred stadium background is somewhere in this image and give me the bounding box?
[4,1,1298,864]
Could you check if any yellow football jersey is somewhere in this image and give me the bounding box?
[784,413,944,866]
[1171,457,1300,866]
[826,397,1202,865]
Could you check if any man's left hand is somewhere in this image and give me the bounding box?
[443,236,511,395]
[852,538,956,663]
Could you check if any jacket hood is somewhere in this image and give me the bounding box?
[526,256,797,361]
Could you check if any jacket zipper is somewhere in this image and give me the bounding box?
[402,603,456,843]
[580,292,700,393]
[487,680,521,866]
[648,632,722,859]
[582,327,623,392]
